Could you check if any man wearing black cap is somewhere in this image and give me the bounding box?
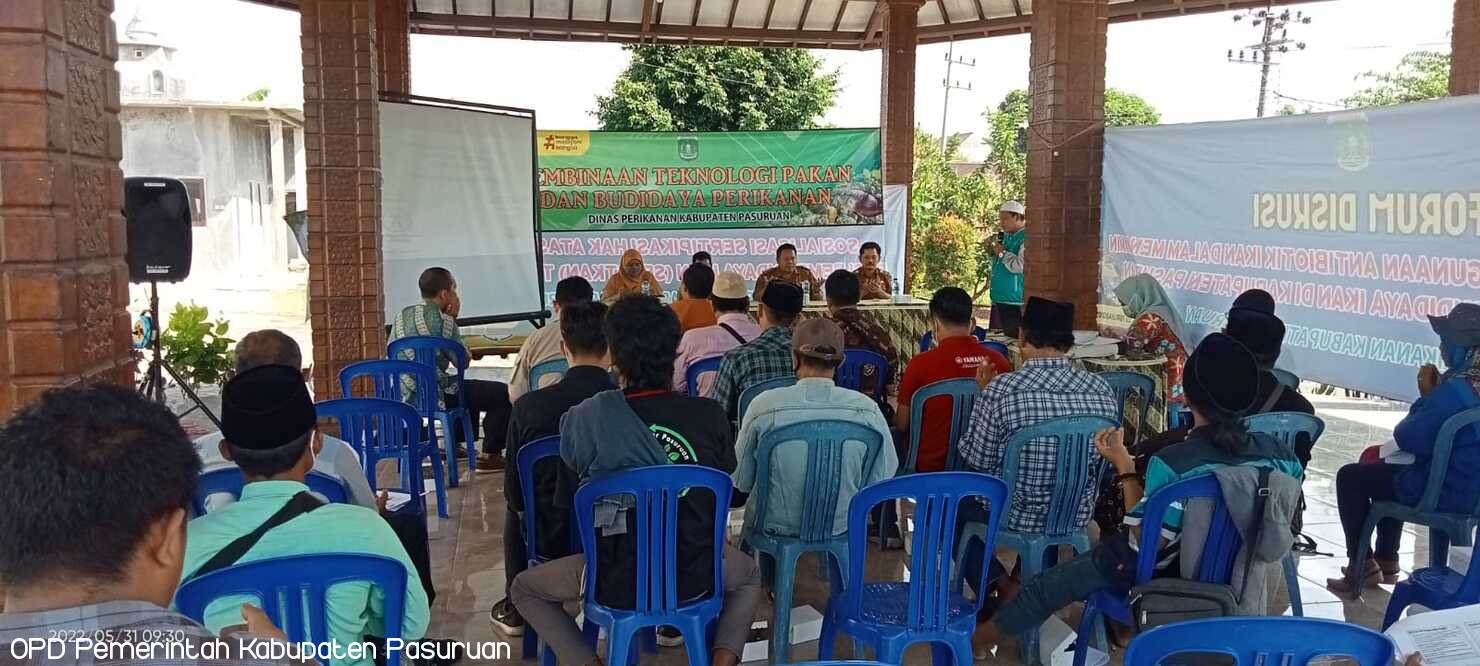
[956,297,1119,590]
[710,281,804,420]
[181,366,430,666]
[1232,288,1276,315]
[975,333,1303,654]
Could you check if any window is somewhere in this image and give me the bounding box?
[132,48,144,59]
[151,70,164,94]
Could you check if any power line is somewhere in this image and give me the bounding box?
[1226,3,1314,117]
[939,41,975,153]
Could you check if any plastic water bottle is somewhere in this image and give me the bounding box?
[801,280,811,306]
[892,276,901,303]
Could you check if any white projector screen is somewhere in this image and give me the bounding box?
[379,99,545,323]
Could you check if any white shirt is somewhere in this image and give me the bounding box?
[192,432,377,511]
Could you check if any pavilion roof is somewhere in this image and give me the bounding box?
[246,0,1326,49]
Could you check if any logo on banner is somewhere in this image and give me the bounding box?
[677,136,699,161]
[1327,112,1371,172]
[539,131,590,156]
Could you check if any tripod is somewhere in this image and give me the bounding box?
[138,280,223,430]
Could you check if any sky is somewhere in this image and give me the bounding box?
[114,0,1455,161]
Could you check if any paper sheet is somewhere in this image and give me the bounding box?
[1385,605,1480,665]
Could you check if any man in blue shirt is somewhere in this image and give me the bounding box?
[733,318,898,540]
[182,365,431,666]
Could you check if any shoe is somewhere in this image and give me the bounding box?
[656,625,684,647]
[477,453,506,474]
[1341,559,1400,584]
[489,598,524,637]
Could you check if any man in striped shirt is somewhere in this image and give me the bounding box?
[390,267,513,471]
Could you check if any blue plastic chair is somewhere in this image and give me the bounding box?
[746,420,888,662]
[339,360,451,518]
[1125,616,1395,665]
[684,355,723,398]
[572,465,734,666]
[819,472,1008,666]
[1074,474,1244,666]
[1351,406,1480,600]
[980,340,1010,360]
[1271,368,1301,390]
[192,467,350,515]
[918,326,991,352]
[1098,371,1157,445]
[316,397,438,518]
[389,335,478,478]
[738,375,798,424]
[1383,523,1480,629]
[515,435,574,665]
[954,414,1115,664]
[529,357,570,392]
[836,349,890,402]
[904,377,979,474]
[175,554,410,666]
[1242,411,1324,617]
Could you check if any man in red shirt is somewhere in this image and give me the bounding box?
[896,286,1011,472]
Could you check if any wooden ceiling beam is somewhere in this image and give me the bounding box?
[409,11,868,42]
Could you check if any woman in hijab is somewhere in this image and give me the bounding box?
[1115,274,1191,403]
[602,249,663,300]
[1329,302,1480,595]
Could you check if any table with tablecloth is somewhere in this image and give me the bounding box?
[784,299,930,383]
[982,333,1170,436]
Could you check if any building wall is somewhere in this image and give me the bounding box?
[119,107,298,300]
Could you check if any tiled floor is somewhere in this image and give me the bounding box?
[410,374,1426,665]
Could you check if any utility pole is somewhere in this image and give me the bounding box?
[939,41,975,154]
[1228,3,1311,117]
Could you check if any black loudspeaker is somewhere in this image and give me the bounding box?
[125,177,193,283]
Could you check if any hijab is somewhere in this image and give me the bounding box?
[1115,274,1190,345]
[1441,342,1480,396]
[605,249,654,296]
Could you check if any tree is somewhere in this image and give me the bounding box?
[243,87,271,102]
[984,88,1161,202]
[595,46,839,131]
[908,129,999,296]
[1342,51,1450,109]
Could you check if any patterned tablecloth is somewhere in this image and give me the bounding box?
[786,300,931,385]
[1078,355,1171,437]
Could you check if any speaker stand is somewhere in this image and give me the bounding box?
[137,280,223,431]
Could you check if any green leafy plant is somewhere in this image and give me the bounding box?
[909,129,999,296]
[911,213,980,296]
[160,302,235,388]
[1342,51,1450,109]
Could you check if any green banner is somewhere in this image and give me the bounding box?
[537,129,882,232]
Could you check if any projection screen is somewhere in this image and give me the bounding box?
[379,98,545,323]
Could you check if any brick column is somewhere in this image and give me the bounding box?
[302,0,385,398]
[376,0,410,96]
[1451,0,1480,95]
[0,0,134,415]
[1024,0,1108,329]
[879,0,920,288]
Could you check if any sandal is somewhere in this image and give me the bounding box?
[1341,559,1400,584]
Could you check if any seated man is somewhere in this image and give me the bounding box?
[0,384,300,665]
[508,276,594,408]
[672,262,719,333]
[824,269,899,415]
[194,329,375,511]
[391,266,513,471]
[956,297,1120,585]
[673,271,763,396]
[512,295,763,666]
[183,366,430,666]
[491,302,616,638]
[710,281,804,421]
[853,241,894,300]
[733,318,898,540]
[896,287,1011,472]
[753,243,822,302]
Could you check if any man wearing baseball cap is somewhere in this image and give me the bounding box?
[976,200,1028,336]
[672,270,763,395]
[731,320,897,658]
